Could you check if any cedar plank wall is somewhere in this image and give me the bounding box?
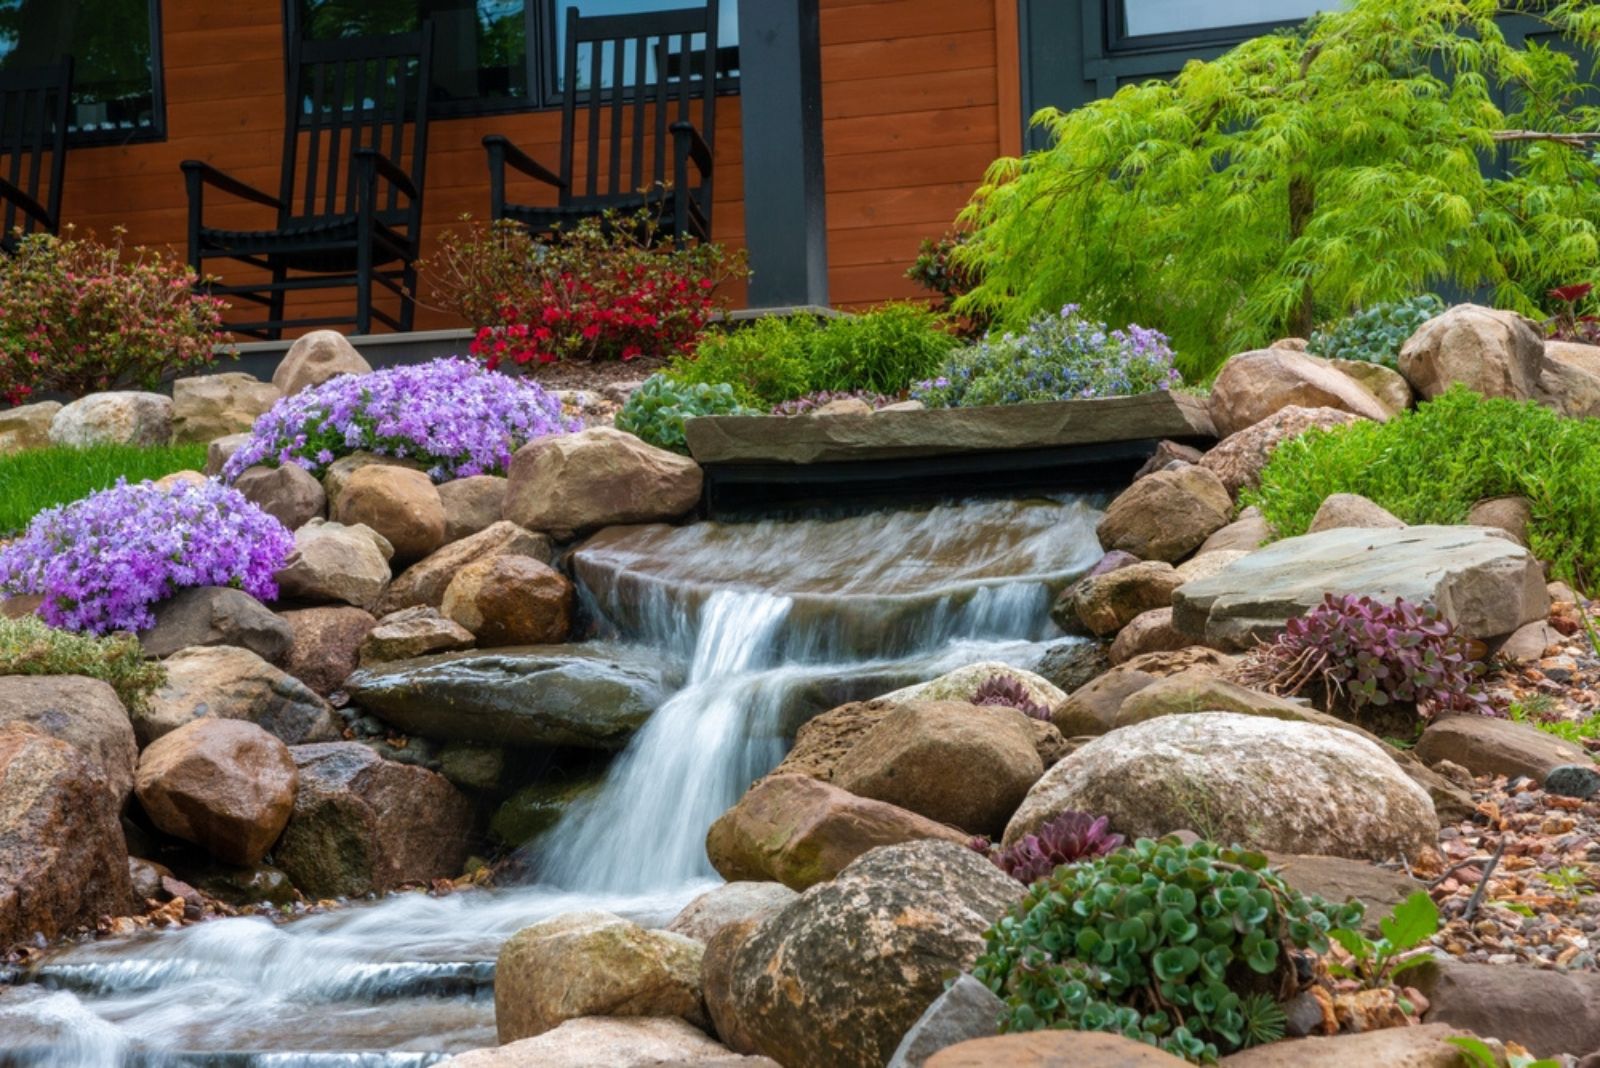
[57,0,1017,332]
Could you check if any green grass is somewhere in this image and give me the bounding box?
[0,442,209,534]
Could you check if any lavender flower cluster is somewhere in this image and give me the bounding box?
[222,358,579,483]
[912,304,1182,408]
[0,479,294,635]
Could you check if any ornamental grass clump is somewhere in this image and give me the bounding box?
[912,304,1181,408]
[0,616,165,714]
[0,479,293,635]
[222,357,577,482]
[974,837,1364,1064]
[0,227,229,406]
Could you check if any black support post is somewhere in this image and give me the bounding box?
[735,0,828,310]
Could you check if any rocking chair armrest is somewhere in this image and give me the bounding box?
[483,135,566,190]
[0,175,52,228]
[179,160,285,211]
[670,121,713,178]
[352,147,419,202]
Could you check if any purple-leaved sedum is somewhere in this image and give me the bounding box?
[0,478,294,635]
[222,357,579,483]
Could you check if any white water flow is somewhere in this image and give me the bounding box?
[0,495,1103,1067]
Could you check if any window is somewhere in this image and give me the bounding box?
[0,0,164,142]
[1113,0,1334,48]
[292,0,736,114]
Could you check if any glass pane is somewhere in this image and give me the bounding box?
[0,0,157,134]
[1123,0,1330,37]
[299,0,530,106]
[553,0,737,91]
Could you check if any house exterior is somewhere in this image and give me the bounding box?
[5,1,1366,332]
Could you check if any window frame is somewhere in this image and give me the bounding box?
[1104,0,1321,54]
[284,0,738,119]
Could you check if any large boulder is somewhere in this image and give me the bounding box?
[271,330,371,396]
[0,728,131,947]
[503,426,703,539]
[665,881,799,944]
[1306,493,1405,534]
[358,606,475,664]
[275,518,394,609]
[442,554,573,646]
[137,645,341,747]
[1172,525,1548,650]
[1326,358,1413,417]
[442,1017,768,1068]
[927,1033,1191,1067]
[1066,561,1184,637]
[1266,853,1425,938]
[138,586,293,663]
[727,840,1020,1068]
[233,464,327,531]
[438,475,508,544]
[886,974,1006,1068]
[1111,669,1322,730]
[377,521,554,616]
[345,645,674,749]
[1217,1025,1474,1067]
[1051,647,1236,736]
[1198,406,1361,498]
[1541,340,1600,420]
[133,718,297,866]
[1006,712,1437,862]
[0,675,137,806]
[876,662,1065,710]
[279,606,377,695]
[1095,466,1232,562]
[1416,958,1600,1059]
[274,742,472,897]
[332,465,446,564]
[1414,714,1590,784]
[1196,506,1273,555]
[0,401,61,456]
[170,373,280,443]
[706,775,969,890]
[1466,495,1533,548]
[1108,607,1188,663]
[1209,349,1390,438]
[204,432,251,477]
[832,702,1043,836]
[49,391,173,447]
[1399,304,1545,401]
[495,910,706,1042]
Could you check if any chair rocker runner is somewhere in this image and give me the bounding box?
[181,27,433,338]
[0,58,72,255]
[484,1,718,244]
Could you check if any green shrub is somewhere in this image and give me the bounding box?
[974,837,1362,1064]
[0,442,209,535]
[614,374,755,454]
[1243,389,1600,589]
[0,615,165,714]
[1307,295,1445,368]
[668,305,958,406]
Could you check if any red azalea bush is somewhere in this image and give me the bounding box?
[0,227,230,406]
[422,211,746,369]
[1546,282,1600,344]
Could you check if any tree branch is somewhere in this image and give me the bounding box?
[1492,130,1600,148]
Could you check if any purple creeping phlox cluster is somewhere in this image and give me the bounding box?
[222,357,579,483]
[0,479,295,635]
[912,303,1182,408]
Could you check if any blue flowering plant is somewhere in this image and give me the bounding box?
[222,358,578,483]
[913,304,1182,408]
[0,479,295,635]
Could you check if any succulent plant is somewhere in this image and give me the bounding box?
[1246,593,1492,720]
[615,373,755,454]
[969,810,1126,885]
[971,672,1052,721]
[974,837,1364,1064]
[1307,294,1445,368]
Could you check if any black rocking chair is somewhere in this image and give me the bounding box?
[484,2,718,243]
[0,58,72,254]
[181,27,433,338]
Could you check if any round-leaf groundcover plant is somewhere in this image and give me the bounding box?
[0,478,294,635]
[222,357,579,483]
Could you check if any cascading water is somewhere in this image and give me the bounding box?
[0,495,1103,1067]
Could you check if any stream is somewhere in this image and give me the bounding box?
[0,495,1102,1067]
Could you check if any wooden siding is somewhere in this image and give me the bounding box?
[56,0,1017,329]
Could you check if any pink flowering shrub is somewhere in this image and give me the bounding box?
[0,227,229,406]
[223,358,578,482]
[0,479,294,635]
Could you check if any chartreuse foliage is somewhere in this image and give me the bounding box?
[973,838,1363,1064]
[0,616,165,715]
[1245,389,1600,590]
[955,0,1600,379]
